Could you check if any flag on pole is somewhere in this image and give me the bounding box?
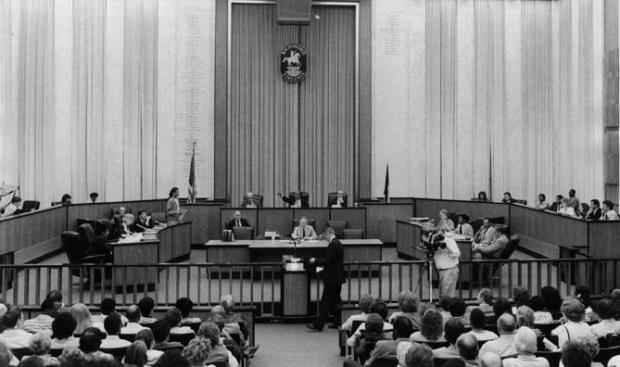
[188,143,197,203]
[383,164,390,203]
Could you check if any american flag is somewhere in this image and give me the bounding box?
[188,143,196,203]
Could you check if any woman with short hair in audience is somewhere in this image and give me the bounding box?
[454,214,474,237]
[135,329,163,366]
[25,332,60,366]
[540,286,563,319]
[536,194,549,210]
[466,308,498,342]
[342,294,374,332]
[502,327,550,367]
[70,303,93,336]
[124,340,148,367]
[528,296,554,324]
[602,200,620,221]
[437,209,455,232]
[551,297,597,349]
[476,191,489,202]
[515,306,556,351]
[181,338,215,367]
[389,291,422,329]
[51,312,79,349]
[410,309,445,343]
[590,298,620,338]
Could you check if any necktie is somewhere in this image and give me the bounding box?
[237,220,241,227]
[302,227,306,238]
[458,226,462,235]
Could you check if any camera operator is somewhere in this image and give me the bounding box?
[431,232,461,297]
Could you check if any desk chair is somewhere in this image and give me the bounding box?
[62,231,107,287]
[292,218,317,228]
[327,220,347,238]
[343,229,364,239]
[169,332,196,346]
[233,226,254,240]
[21,200,39,212]
[327,192,348,207]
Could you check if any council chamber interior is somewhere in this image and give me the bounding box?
[0,0,619,367]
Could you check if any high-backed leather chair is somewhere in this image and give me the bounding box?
[343,229,364,239]
[21,200,40,212]
[327,192,348,207]
[233,226,254,240]
[327,220,347,238]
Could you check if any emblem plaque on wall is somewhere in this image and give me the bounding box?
[280,43,307,83]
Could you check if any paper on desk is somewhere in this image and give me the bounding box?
[316,266,324,273]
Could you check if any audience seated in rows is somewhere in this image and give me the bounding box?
[365,316,414,367]
[101,313,131,349]
[0,306,33,348]
[467,309,498,342]
[175,298,201,326]
[69,304,92,336]
[91,298,128,329]
[478,313,517,357]
[502,327,549,367]
[21,332,59,366]
[590,298,620,338]
[551,297,597,350]
[135,328,163,365]
[343,294,374,332]
[409,309,445,343]
[388,292,422,330]
[196,321,238,367]
[433,318,465,359]
[50,313,78,350]
[347,300,393,347]
[22,299,58,335]
[138,297,157,325]
[121,305,149,335]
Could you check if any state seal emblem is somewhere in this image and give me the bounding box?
[280,44,306,83]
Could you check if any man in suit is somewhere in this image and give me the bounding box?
[307,227,344,331]
[364,316,414,366]
[586,199,602,220]
[328,190,348,208]
[548,195,563,212]
[291,216,317,240]
[240,192,260,208]
[278,191,310,208]
[472,218,496,246]
[225,211,251,230]
[473,226,509,259]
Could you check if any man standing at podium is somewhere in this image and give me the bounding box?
[306,227,344,331]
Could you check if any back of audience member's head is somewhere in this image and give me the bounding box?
[493,297,512,318]
[515,306,535,328]
[596,298,614,320]
[528,295,546,312]
[513,287,530,307]
[125,340,148,367]
[364,313,384,336]
[396,341,413,367]
[450,298,466,317]
[100,298,116,315]
[135,329,155,349]
[126,305,142,323]
[70,303,92,335]
[562,341,592,367]
[46,290,63,304]
[371,299,389,320]
[153,350,190,367]
[358,294,374,314]
[182,338,211,367]
[197,322,219,347]
[514,326,537,355]
[478,288,493,305]
[58,347,86,367]
[420,309,444,341]
[210,305,226,316]
[438,296,452,311]
[574,286,592,307]
[17,357,44,367]
[206,313,226,332]
[29,332,52,356]
[79,327,105,353]
[469,308,486,330]
[40,298,58,317]
[444,318,465,345]
[174,298,194,318]
[561,297,585,322]
[163,308,183,328]
[393,316,414,339]
[150,320,171,343]
[480,352,502,367]
[497,313,516,335]
[103,312,122,336]
[398,291,419,313]
[3,305,21,328]
[405,342,433,367]
[138,297,155,317]
[456,333,479,360]
[220,295,235,313]
[540,286,562,312]
[0,341,12,367]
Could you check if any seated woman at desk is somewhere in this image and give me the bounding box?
[120,213,136,236]
[132,211,153,232]
[291,217,317,240]
[454,214,474,237]
[88,219,113,262]
[436,209,455,232]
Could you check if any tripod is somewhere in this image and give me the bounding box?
[413,252,440,303]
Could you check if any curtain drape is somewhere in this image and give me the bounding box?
[228,4,356,207]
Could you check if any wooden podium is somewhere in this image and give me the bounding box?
[281,266,309,316]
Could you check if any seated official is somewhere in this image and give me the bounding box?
[240,192,260,208]
[61,193,73,206]
[602,200,620,220]
[0,196,21,218]
[454,214,474,237]
[278,191,309,208]
[436,209,455,232]
[87,219,113,263]
[132,211,153,232]
[472,226,509,259]
[472,218,496,246]
[291,217,317,240]
[225,211,251,230]
[166,187,187,222]
[120,213,136,236]
[328,190,348,208]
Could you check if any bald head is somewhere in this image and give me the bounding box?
[126,305,141,323]
[480,352,502,367]
[456,333,479,360]
[497,313,516,335]
[233,211,242,220]
[211,305,226,315]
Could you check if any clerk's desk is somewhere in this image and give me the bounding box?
[109,222,191,289]
[204,239,383,263]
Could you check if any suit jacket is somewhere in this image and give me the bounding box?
[479,234,509,258]
[473,225,496,245]
[292,225,317,240]
[315,237,345,285]
[586,208,602,221]
[226,218,251,230]
[132,217,153,232]
[328,195,348,208]
[281,192,310,208]
[548,202,561,212]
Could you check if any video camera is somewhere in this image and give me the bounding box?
[420,231,447,258]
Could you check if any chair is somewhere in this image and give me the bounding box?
[327,192,348,207]
[62,231,105,265]
[484,324,498,335]
[514,199,527,205]
[535,351,562,367]
[120,333,136,342]
[343,229,364,239]
[373,356,398,367]
[535,322,560,338]
[595,346,620,366]
[292,218,317,228]
[101,347,129,362]
[327,220,347,238]
[21,200,39,212]
[50,348,63,357]
[169,332,196,346]
[433,358,453,367]
[183,321,202,333]
[232,226,254,240]
[78,223,96,247]
[420,340,449,349]
[10,348,32,360]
